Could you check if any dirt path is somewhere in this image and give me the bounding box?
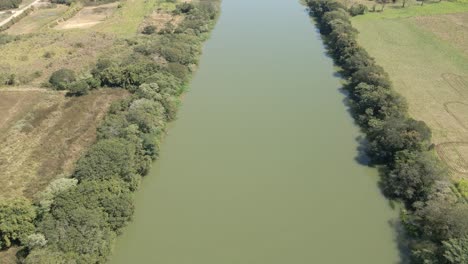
[0,0,40,27]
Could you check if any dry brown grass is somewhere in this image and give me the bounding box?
[412,12,468,56]
[0,247,19,264]
[0,87,128,199]
[0,30,117,84]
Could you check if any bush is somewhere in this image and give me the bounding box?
[0,198,36,249]
[127,98,166,134]
[74,138,136,182]
[67,80,90,96]
[349,4,367,16]
[166,63,189,82]
[49,68,76,90]
[442,237,468,263]
[142,25,156,35]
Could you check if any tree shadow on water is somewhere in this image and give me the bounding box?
[388,217,412,264]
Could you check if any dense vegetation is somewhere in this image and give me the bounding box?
[306,0,467,263]
[0,1,219,263]
[0,0,21,11]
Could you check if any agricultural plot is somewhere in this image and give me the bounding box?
[55,2,118,29]
[6,4,68,34]
[353,2,468,179]
[0,88,128,199]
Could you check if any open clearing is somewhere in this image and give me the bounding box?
[56,2,118,29]
[0,30,117,84]
[353,2,468,180]
[0,88,128,199]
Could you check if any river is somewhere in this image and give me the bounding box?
[109,0,401,263]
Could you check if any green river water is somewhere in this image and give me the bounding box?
[110,0,401,263]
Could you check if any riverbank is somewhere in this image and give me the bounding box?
[0,1,221,263]
[109,0,400,263]
[305,0,468,262]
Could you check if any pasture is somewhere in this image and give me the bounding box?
[352,2,468,180]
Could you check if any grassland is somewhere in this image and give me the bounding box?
[0,88,128,199]
[352,1,468,180]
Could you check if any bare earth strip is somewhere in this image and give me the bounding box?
[55,2,119,29]
[0,88,128,199]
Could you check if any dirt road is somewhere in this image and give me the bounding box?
[0,0,40,28]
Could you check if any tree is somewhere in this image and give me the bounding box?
[142,25,156,35]
[67,80,90,96]
[49,69,76,90]
[382,150,444,203]
[367,117,431,163]
[376,0,390,10]
[349,4,367,16]
[351,65,392,89]
[442,237,468,263]
[36,178,78,214]
[74,138,136,182]
[24,233,47,249]
[127,98,166,134]
[415,198,468,241]
[352,83,407,127]
[0,198,36,249]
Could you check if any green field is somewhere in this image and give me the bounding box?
[352,1,468,180]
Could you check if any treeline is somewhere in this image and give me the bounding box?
[0,0,21,10]
[305,0,468,263]
[0,1,220,263]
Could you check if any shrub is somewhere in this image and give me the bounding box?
[73,138,136,182]
[67,80,90,96]
[456,179,468,198]
[174,2,194,14]
[127,98,166,134]
[349,4,367,16]
[442,237,468,263]
[24,234,47,249]
[166,63,189,82]
[142,25,156,35]
[0,198,36,249]
[49,68,76,90]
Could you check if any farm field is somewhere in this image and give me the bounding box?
[55,2,119,29]
[0,0,177,261]
[352,2,468,180]
[0,88,128,200]
[6,4,68,34]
